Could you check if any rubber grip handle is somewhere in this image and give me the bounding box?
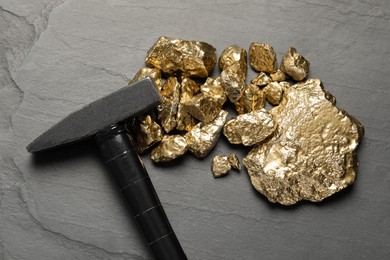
[94,124,187,260]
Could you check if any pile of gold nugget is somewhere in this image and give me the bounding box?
[129,36,364,205]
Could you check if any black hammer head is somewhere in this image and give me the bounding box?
[27,78,161,153]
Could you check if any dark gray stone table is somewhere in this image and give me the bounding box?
[1,0,389,259]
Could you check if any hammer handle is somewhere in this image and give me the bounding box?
[95,124,187,260]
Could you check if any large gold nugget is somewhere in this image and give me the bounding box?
[151,135,188,162]
[234,84,266,114]
[211,155,232,178]
[243,79,364,205]
[280,47,310,81]
[221,69,246,103]
[219,45,247,81]
[200,77,227,106]
[145,36,217,77]
[185,110,228,158]
[176,77,199,131]
[264,82,284,105]
[157,77,180,133]
[183,93,222,123]
[130,67,162,91]
[223,109,276,146]
[249,42,278,74]
[134,115,164,154]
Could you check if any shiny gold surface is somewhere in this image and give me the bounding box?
[234,84,266,114]
[176,77,199,131]
[223,109,276,146]
[220,69,245,103]
[185,110,228,158]
[200,77,227,106]
[182,93,222,123]
[219,45,247,81]
[151,135,188,162]
[270,69,289,82]
[280,47,310,81]
[130,67,163,91]
[145,36,217,77]
[211,155,231,177]
[249,42,278,73]
[264,82,284,105]
[134,115,163,154]
[228,153,241,170]
[243,79,364,205]
[251,72,272,87]
[157,76,180,133]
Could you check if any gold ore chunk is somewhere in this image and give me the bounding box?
[176,77,199,131]
[211,155,231,178]
[264,82,284,105]
[219,45,247,81]
[130,67,162,91]
[134,115,163,153]
[234,84,266,115]
[280,47,310,81]
[270,69,289,82]
[251,72,272,87]
[151,135,188,162]
[157,77,180,133]
[221,69,246,103]
[200,77,227,106]
[145,36,217,77]
[185,110,228,158]
[183,93,222,123]
[243,78,364,205]
[228,153,241,170]
[223,109,276,146]
[249,42,278,74]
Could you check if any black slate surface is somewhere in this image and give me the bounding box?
[1,0,389,259]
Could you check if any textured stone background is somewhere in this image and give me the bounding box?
[1,0,389,259]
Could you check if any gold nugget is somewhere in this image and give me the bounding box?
[211,155,231,177]
[228,153,241,170]
[130,67,163,91]
[264,82,284,105]
[249,42,278,73]
[219,45,247,81]
[185,110,228,158]
[223,109,276,146]
[176,77,199,131]
[145,36,217,77]
[157,77,180,133]
[134,115,163,154]
[234,84,266,115]
[221,69,246,103]
[251,72,272,87]
[270,69,289,82]
[151,135,188,162]
[183,93,222,123]
[200,77,227,106]
[280,47,310,81]
[243,79,364,205]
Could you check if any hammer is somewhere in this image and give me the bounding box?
[27,78,187,260]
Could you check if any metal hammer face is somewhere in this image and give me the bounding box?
[27,78,187,260]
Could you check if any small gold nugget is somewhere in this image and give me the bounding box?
[134,115,163,153]
[157,76,180,133]
[151,135,188,162]
[243,79,364,205]
[183,93,222,123]
[264,82,284,105]
[228,153,241,170]
[251,72,272,87]
[249,42,278,74]
[234,84,266,115]
[280,47,310,81]
[211,155,231,177]
[130,67,163,91]
[200,77,227,106]
[145,36,217,77]
[176,77,199,131]
[270,69,289,82]
[220,69,246,103]
[219,45,247,81]
[185,110,228,158]
[223,109,276,146]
